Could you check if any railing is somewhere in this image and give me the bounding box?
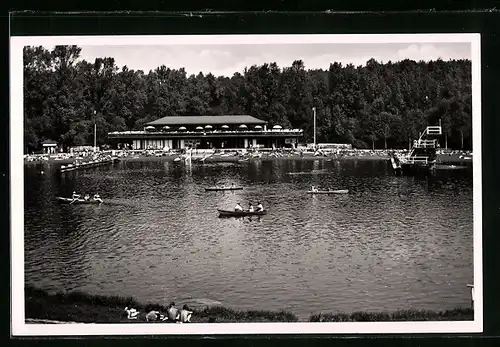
[406,156,429,164]
[426,126,442,135]
[413,139,437,148]
[108,129,304,137]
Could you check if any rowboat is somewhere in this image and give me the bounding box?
[56,197,103,204]
[218,209,267,217]
[307,190,349,194]
[205,186,243,191]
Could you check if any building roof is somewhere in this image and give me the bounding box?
[42,140,58,145]
[146,115,267,126]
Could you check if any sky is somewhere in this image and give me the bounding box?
[76,42,471,77]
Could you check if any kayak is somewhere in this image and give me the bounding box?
[307,190,349,194]
[205,187,243,191]
[218,209,267,217]
[56,197,103,204]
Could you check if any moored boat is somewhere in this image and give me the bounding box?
[218,209,267,217]
[307,190,349,194]
[205,186,243,191]
[56,197,103,204]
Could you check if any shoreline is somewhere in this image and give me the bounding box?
[23,153,473,166]
[25,286,474,323]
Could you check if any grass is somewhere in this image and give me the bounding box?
[25,285,298,323]
[25,285,473,323]
[309,308,474,322]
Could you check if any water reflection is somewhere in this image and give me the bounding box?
[24,159,473,318]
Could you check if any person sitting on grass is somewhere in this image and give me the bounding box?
[179,304,193,323]
[146,310,160,322]
[167,302,180,322]
[234,203,243,212]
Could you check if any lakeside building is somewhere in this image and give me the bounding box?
[41,140,59,154]
[107,115,304,150]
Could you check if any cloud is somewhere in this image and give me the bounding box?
[396,43,466,62]
[77,42,471,77]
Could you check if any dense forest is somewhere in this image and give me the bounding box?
[23,45,472,153]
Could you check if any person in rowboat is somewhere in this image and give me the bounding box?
[70,191,81,203]
[234,203,243,212]
[248,203,254,212]
[84,194,90,201]
[93,193,103,203]
[256,202,264,212]
[311,186,318,192]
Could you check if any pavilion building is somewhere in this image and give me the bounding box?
[107,115,304,150]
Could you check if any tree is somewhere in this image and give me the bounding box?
[23,45,472,152]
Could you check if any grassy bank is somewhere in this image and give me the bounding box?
[310,308,474,322]
[25,286,473,324]
[25,286,297,323]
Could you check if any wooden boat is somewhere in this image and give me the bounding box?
[205,186,243,191]
[56,197,103,204]
[307,190,349,194]
[218,209,267,217]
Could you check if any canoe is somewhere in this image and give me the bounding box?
[205,187,243,191]
[218,209,267,217]
[307,190,349,194]
[56,197,103,204]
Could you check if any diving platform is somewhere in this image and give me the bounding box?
[390,124,442,176]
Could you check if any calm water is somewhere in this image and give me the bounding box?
[24,158,474,319]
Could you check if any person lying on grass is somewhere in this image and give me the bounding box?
[124,307,139,319]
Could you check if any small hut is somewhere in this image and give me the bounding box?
[42,140,58,154]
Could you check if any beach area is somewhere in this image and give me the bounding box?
[23,149,473,166]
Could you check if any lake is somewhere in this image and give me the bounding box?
[24,158,474,320]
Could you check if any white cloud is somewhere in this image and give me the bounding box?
[76,42,470,77]
[396,43,464,62]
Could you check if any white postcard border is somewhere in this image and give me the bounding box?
[10,33,483,336]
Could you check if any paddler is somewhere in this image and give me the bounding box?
[234,203,243,212]
[256,202,264,212]
[93,193,103,203]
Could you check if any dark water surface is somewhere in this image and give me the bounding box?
[24,159,474,319]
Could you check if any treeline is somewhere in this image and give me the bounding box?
[24,45,472,153]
